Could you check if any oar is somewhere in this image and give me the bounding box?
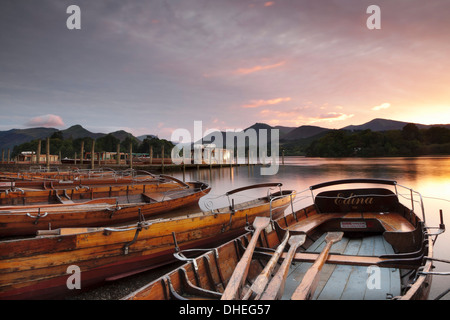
[221,216,271,300]
[242,230,291,300]
[259,234,306,300]
[291,231,344,300]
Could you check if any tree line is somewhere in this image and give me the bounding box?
[12,132,174,159]
[303,124,450,157]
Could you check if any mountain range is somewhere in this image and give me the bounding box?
[1,118,449,153]
[0,125,156,152]
[247,118,450,141]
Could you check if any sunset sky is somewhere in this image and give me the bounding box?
[1,0,449,139]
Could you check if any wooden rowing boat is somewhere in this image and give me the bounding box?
[0,183,295,299]
[0,168,120,182]
[123,179,445,301]
[0,171,179,206]
[0,177,211,237]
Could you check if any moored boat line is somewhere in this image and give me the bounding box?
[0,178,295,299]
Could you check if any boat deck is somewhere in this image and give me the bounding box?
[282,233,402,300]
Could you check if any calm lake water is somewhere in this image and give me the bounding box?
[171,156,450,300]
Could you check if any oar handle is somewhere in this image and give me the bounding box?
[221,217,270,300]
[260,235,306,300]
[291,232,343,300]
[243,231,290,300]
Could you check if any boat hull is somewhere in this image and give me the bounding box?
[0,190,295,299]
[0,182,210,237]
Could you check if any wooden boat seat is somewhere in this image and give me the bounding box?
[287,212,415,234]
[58,199,74,204]
[142,192,166,203]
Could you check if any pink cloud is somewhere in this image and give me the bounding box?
[242,97,291,108]
[25,114,65,128]
[372,103,391,111]
[264,2,275,7]
[314,112,354,122]
[235,61,285,75]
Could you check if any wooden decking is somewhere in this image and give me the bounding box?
[282,233,402,300]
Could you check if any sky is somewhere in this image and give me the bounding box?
[1,0,450,140]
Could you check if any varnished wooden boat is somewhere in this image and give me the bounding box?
[123,179,445,301]
[0,183,295,299]
[0,170,177,206]
[0,168,120,182]
[0,176,211,237]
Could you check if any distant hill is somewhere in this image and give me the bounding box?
[282,125,330,140]
[273,125,296,136]
[200,123,283,146]
[0,127,58,152]
[108,130,135,142]
[245,123,296,138]
[0,125,157,153]
[61,125,104,140]
[342,118,450,132]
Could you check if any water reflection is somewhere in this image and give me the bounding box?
[171,156,450,299]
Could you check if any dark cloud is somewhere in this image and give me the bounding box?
[1,0,449,137]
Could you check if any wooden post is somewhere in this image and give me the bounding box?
[80,141,84,165]
[58,151,61,164]
[74,152,77,165]
[37,140,41,164]
[116,143,120,165]
[1,149,4,163]
[46,137,50,169]
[150,146,153,165]
[129,143,133,169]
[161,145,165,174]
[7,149,10,163]
[282,149,285,165]
[91,140,95,169]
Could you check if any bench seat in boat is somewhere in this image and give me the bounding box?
[287,212,415,233]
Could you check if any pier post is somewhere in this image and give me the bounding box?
[80,141,84,165]
[91,140,95,169]
[37,140,41,165]
[129,143,133,169]
[149,146,153,165]
[116,143,120,165]
[46,137,50,169]
[161,145,165,174]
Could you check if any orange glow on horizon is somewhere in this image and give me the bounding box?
[388,104,450,126]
